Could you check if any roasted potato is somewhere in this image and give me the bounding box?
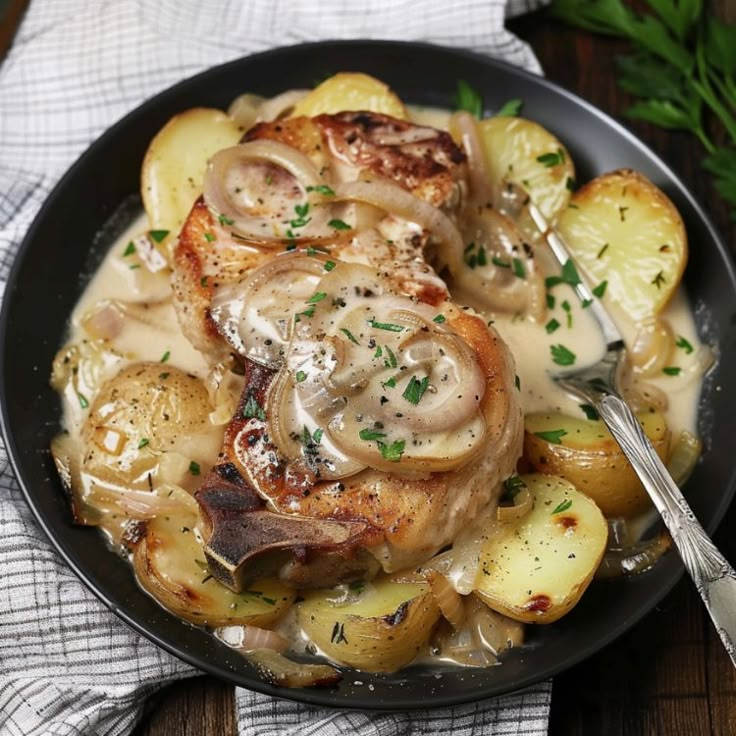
[556,169,687,322]
[298,579,440,672]
[141,108,242,245]
[478,115,574,242]
[134,510,294,626]
[290,72,408,119]
[474,474,607,623]
[80,363,223,493]
[524,409,670,517]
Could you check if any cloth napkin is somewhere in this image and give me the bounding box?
[0,1,553,734]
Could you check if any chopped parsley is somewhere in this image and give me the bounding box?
[306,184,336,196]
[663,366,682,375]
[306,291,327,304]
[597,243,609,259]
[545,258,581,289]
[512,257,526,279]
[455,79,483,118]
[562,299,572,327]
[492,256,511,268]
[340,327,360,345]
[545,318,561,334]
[592,280,608,298]
[566,177,576,191]
[189,461,201,476]
[159,372,170,380]
[290,202,311,228]
[368,319,404,332]
[331,622,348,644]
[243,395,266,421]
[552,499,573,515]
[550,344,576,366]
[122,241,135,257]
[534,428,568,444]
[295,371,307,383]
[148,229,169,243]
[432,314,446,323]
[77,392,89,409]
[204,232,215,242]
[503,474,527,497]
[138,438,150,449]
[218,214,234,226]
[536,149,565,168]
[651,271,666,289]
[328,218,352,231]
[676,336,694,354]
[495,98,523,117]
[359,428,387,441]
[324,260,336,272]
[160,350,171,363]
[402,375,430,405]
[580,404,600,421]
[383,345,398,368]
[377,439,406,462]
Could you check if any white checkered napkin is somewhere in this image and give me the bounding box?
[0,0,552,734]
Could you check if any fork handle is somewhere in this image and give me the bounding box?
[598,394,736,667]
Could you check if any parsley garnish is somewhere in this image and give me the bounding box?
[243,395,266,421]
[676,336,694,354]
[331,622,348,644]
[492,256,511,268]
[580,404,600,421]
[328,218,352,231]
[122,241,135,257]
[552,499,573,515]
[550,344,576,366]
[138,438,150,449]
[496,98,523,117]
[403,375,430,405]
[148,229,169,243]
[129,264,141,270]
[204,232,215,242]
[534,429,568,444]
[359,428,387,441]
[159,372,170,380]
[545,318,561,334]
[432,314,446,323]
[455,79,483,118]
[562,299,572,327]
[536,149,565,167]
[77,392,89,409]
[597,243,609,259]
[306,184,336,196]
[189,461,201,476]
[592,280,608,298]
[377,439,406,462]
[218,214,234,226]
[324,260,336,271]
[306,291,327,304]
[340,327,360,345]
[383,345,398,368]
[515,374,521,391]
[651,271,666,289]
[368,319,404,332]
[512,258,526,279]
[160,350,170,363]
[290,202,311,228]
[503,474,527,497]
[295,370,307,383]
[545,258,581,289]
[566,177,576,191]
[663,366,682,375]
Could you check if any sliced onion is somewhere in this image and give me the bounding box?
[629,317,675,377]
[667,430,702,486]
[596,527,671,579]
[257,89,309,122]
[81,301,124,340]
[496,487,533,522]
[227,93,265,129]
[333,179,465,272]
[243,649,341,688]
[450,111,493,206]
[84,483,198,520]
[205,360,244,425]
[203,140,324,243]
[424,570,465,630]
[217,624,288,653]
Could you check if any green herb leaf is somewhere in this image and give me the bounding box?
[77,392,89,409]
[368,319,404,332]
[536,149,565,167]
[148,229,169,243]
[377,439,406,462]
[676,335,694,354]
[551,344,576,366]
[545,318,561,334]
[592,280,608,297]
[402,375,430,405]
[496,98,523,117]
[306,291,327,304]
[534,429,568,444]
[160,350,171,363]
[204,232,215,242]
[324,260,336,271]
[432,314,446,323]
[295,370,307,383]
[138,438,150,449]
[546,258,581,289]
[512,257,526,279]
[340,327,360,345]
[189,461,201,476]
[663,366,682,375]
[123,241,135,257]
[383,345,398,368]
[551,499,573,514]
[359,428,387,441]
[218,214,234,226]
[455,79,483,118]
[306,184,336,196]
[580,404,600,421]
[243,395,266,421]
[328,218,352,231]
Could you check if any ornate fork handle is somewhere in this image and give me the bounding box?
[596,393,736,666]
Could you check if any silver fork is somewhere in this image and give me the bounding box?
[525,199,736,667]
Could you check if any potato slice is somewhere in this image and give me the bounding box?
[474,474,607,623]
[141,108,242,244]
[298,579,440,672]
[524,410,670,517]
[556,169,687,321]
[478,116,574,238]
[134,510,294,626]
[290,72,407,119]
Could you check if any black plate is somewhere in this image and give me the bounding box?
[2,40,736,710]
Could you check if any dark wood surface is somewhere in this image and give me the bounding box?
[0,2,725,734]
[133,10,736,734]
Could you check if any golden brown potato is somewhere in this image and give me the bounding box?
[141,108,242,246]
[523,410,670,517]
[474,474,607,623]
[80,363,223,494]
[134,510,294,626]
[556,169,687,322]
[290,73,408,119]
[297,579,440,672]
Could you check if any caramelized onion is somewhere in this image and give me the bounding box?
[629,317,675,376]
[450,111,493,206]
[496,487,533,522]
[217,624,288,653]
[85,483,198,520]
[596,522,671,579]
[243,649,341,688]
[227,93,265,129]
[424,570,465,630]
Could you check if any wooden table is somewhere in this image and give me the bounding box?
[2,2,732,733]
